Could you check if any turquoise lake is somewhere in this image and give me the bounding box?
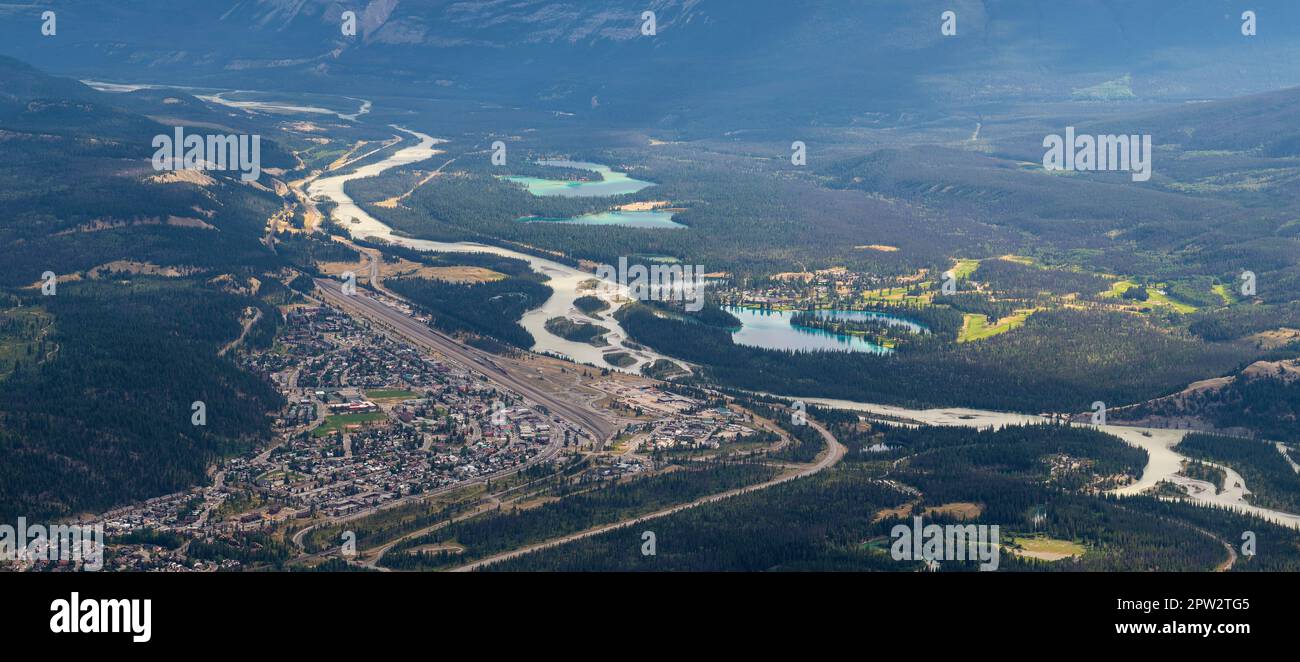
[724,307,927,354]
[519,210,686,229]
[501,160,654,198]
[504,160,681,228]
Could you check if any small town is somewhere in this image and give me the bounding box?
[44,302,759,572]
[62,304,589,570]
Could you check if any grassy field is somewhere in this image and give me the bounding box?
[950,258,981,280]
[997,255,1036,266]
[861,286,934,305]
[298,142,353,171]
[1102,280,1198,314]
[923,502,982,519]
[366,388,420,400]
[1212,283,1236,305]
[1008,536,1087,561]
[313,411,389,437]
[958,309,1034,342]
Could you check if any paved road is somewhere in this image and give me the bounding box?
[314,277,616,443]
[1213,534,1238,572]
[218,307,262,357]
[358,460,571,570]
[359,499,500,570]
[449,417,846,572]
[1278,441,1300,474]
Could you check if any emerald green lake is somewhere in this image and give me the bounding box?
[500,160,654,198]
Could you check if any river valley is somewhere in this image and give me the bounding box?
[293,119,1300,532]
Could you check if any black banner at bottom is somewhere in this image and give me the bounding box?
[4,571,1292,651]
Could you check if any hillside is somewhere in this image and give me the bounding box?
[0,59,290,521]
[1114,359,1300,441]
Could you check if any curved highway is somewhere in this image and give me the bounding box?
[450,417,846,572]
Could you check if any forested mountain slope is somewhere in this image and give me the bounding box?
[0,58,288,521]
